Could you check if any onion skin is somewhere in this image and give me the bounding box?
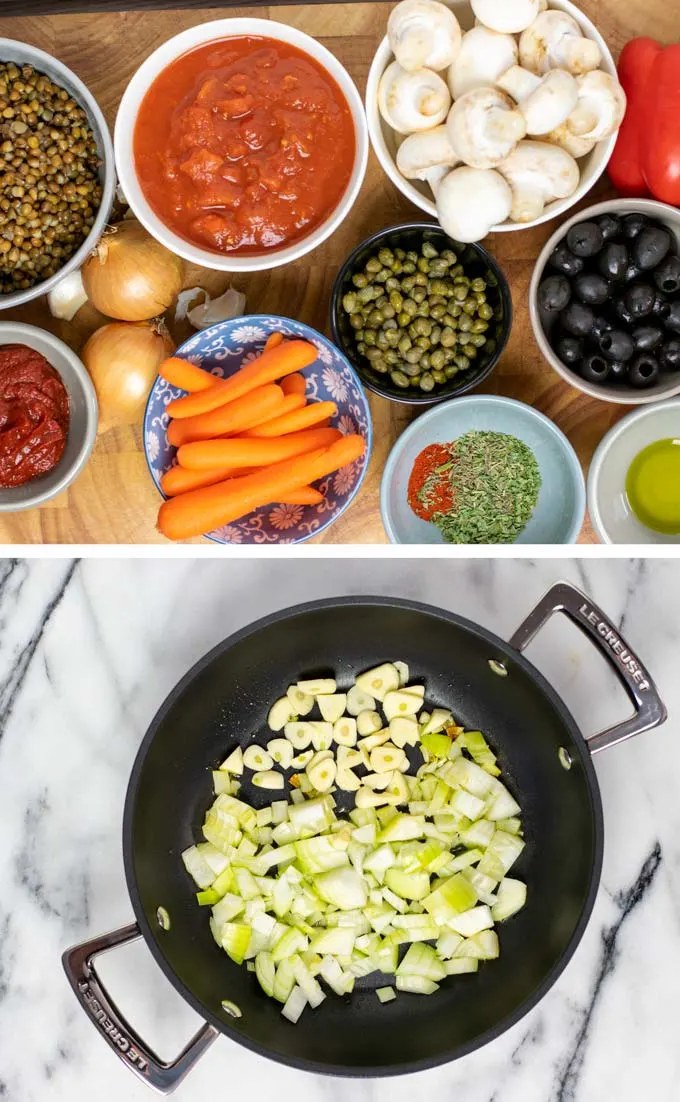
[82,220,184,322]
[82,321,175,431]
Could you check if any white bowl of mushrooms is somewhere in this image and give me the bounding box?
[366,0,625,243]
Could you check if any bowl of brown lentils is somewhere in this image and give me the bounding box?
[330,223,512,405]
[0,38,114,309]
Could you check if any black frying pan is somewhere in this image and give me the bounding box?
[63,582,666,1093]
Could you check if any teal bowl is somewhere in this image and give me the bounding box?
[380,395,586,545]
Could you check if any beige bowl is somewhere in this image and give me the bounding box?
[530,198,680,405]
[365,0,617,235]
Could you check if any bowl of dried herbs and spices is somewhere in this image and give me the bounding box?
[380,394,585,544]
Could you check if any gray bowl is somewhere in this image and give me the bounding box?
[0,321,98,510]
[0,38,115,311]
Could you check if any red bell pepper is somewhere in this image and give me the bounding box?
[609,37,680,205]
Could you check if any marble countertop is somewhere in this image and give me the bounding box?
[0,557,678,1102]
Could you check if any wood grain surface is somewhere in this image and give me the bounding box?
[0,1,672,545]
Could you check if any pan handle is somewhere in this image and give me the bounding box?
[509,581,666,754]
[62,922,218,1094]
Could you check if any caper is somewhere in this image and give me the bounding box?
[463,300,477,315]
[478,303,494,320]
[357,285,375,304]
[471,277,486,292]
[471,319,488,333]
[441,250,457,265]
[401,275,416,293]
[413,317,432,337]
[378,247,394,266]
[401,261,416,275]
[384,328,400,347]
[376,330,389,349]
[413,271,428,287]
[404,348,423,364]
[367,309,384,326]
[365,346,383,361]
[431,369,446,384]
[402,361,421,377]
[403,298,417,316]
[412,288,426,304]
[373,359,389,375]
[356,329,365,342]
[382,303,396,320]
[430,303,446,320]
[375,268,390,283]
[415,336,430,351]
[389,291,403,311]
[375,294,388,309]
[348,312,362,330]
[356,341,367,356]
[385,349,399,365]
[383,317,398,330]
[364,329,377,346]
[469,333,487,348]
[385,276,400,292]
[458,315,472,332]
[429,295,447,307]
[421,240,438,258]
[430,325,442,345]
[419,372,435,392]
[444,364,458,379]
[415,302,430,318]
[428,260,449,278]
[392,260,403,275]
[419,352,431,370]
[406,251,418,263]
[391,370,410,389]
[441,314,456,328]
[454,354,471,370]
[429,278,449,295]
[462,344,477,358]
[395,247,406,260]
[440,327,457,348]
[398,336,412,355]
[353,272,368,289]
[453,284,468,301]
[397,312,411,327]
[365,256,381,273]
[430,349,446,370]
[343,291,358,313]
[450,304,463,318]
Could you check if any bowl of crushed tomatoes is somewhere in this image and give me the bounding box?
[0,322,98,511]
[114,18,368,273]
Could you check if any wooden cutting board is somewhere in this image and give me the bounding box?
[0,0,671,545]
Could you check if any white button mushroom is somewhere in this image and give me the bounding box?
[566,71,627,142]
[540,123,595,159]
[436,166,513,242]
[497,65,578,135]
[396,125,459,197]
[447,86,526,169]
[497,139,580,222]
[470,0,540,34]
[388,0,462,73]
[448,25,518,101]
[519,11,602,76]
[378,61,451,134]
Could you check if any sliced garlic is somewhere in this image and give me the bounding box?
[284,721,315,749]
[418,711,431,727]
[310,722,334,751]
[346,685,376,715]
[358,730,391,753]
[355,663,400,702]
[333,716,357,746]
[317,694,347,723]
[336,766,361,791]
[356,710,383,737]
[355,786,393,809]
[252,770,284,790]
[370,744,407,774]
[383,690,421,721]
[363,771,393,790]
[390,717,420,748]
[291,749,314,768]
[219,746,243,775]
[337,746,363,769]
[243,745,274,771]
[267,738,294,769]
[307,756,337,792]
[268,696,294,732]
[421,708,453,735]
[286,685,315,716]
[296,678,337,696]
[385,770,409,805]
[394,661,410,687]
[404,684,425,699]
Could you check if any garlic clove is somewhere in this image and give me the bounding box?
[268,696,294,732]
[243,745,274,772]
[47,269,88,321]
[286,685,315,717]
[267,738,294,769]
[252,770,284,790]
[333,716,358,746]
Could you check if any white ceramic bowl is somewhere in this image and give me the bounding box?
[365,0,617,235]
[530,198,680,405]
[588,401,680,544]
[115,18,368,273]
[0,322,98,511]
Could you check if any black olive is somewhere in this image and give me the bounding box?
[598,329,635,362]
[608,359,628,380]
[549,242,585,277]
[621,213,649,239]
[628,353,660,387]
[567,221,604,257]
[573,272,610,305]
[623,261,642,284]
[592,314,613,341]
[660,338,680,371]
[553,334,583,366]
[663,300,680,333]
[652,253,680,295]
[632,325,664,353]
[598,242,629,281]
[652,292,671,320]
[597,213,622,241]
[611,298,636,327]
[561,301,595,337]
[623,282,656,318]
[579,353,610,384]
[538,274,571,312]
[633,225,672,270]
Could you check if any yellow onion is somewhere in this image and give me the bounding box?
[82,220,184,321]
[82,320,175,431]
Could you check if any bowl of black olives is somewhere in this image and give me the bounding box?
[530,199,680,405]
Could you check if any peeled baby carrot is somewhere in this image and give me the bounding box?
[178,427,342,470]
[159,357,215,393]
[243,401,337,439]
[157,434,366,540]
[281,372,307,397]
[264,332,284,351]
[161,464,238,497]
[253,391,305,424]
[167,384,284,448]
[281,486,323,505]
[167,340,317,419]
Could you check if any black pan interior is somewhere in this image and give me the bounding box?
[123,598,603,1075]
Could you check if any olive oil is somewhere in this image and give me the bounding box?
[625,438,680,534]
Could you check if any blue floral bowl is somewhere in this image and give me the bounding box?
[143,315,372,544]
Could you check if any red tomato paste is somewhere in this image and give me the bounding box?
[133,36,356,256]
[0,344,70,488]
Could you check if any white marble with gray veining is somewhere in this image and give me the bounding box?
[0,557,678,1102]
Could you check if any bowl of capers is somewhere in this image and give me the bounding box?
[330,222,512,404]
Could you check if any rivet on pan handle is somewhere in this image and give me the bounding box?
[62,923,218,1094]
[508,581,667,754]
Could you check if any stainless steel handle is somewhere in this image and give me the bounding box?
[62,923,218,1094]
[509,581,667,753]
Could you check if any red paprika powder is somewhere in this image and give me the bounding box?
[407,443,455,521]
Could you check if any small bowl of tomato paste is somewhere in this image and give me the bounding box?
[0,322,97,511]
[114,18,368,273]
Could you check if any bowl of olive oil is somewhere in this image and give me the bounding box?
[588,400,680,543]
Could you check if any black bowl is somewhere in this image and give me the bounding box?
[330,222,512,406]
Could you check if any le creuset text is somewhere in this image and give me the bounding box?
[78,981,149,1074]
[579,603,651,690]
